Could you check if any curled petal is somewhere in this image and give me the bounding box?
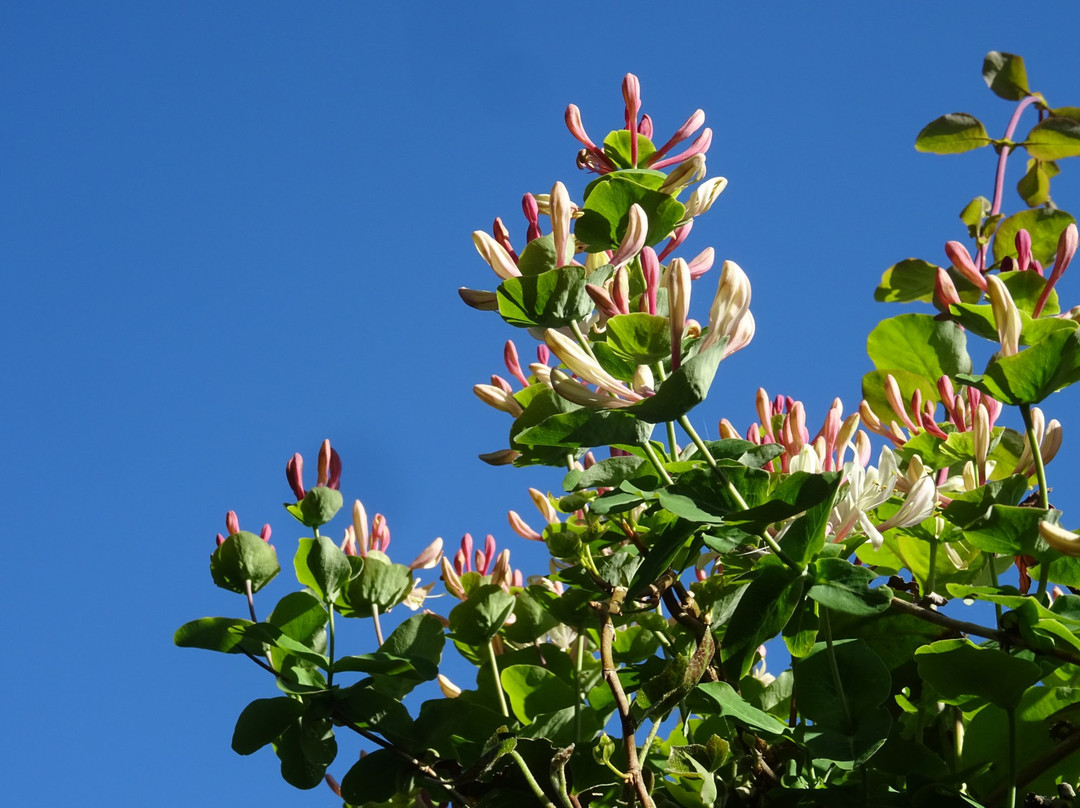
[682,176,727,220]
[409,537,444,571]
[687,247,715,279]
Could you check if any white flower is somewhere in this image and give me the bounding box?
[830,446,899,548]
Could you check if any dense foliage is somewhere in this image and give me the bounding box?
[179,53,1080,807]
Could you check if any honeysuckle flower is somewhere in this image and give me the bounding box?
[440,556,466,600]
[687,247,715,279]
[216,511,272,547]
[1016,228,1033,272]
[286,441,341,501]
[550,181,573,268]
[611,266,630,315]
[933,267,962,316]
[650,126,713,171]
[529,488,561,524]
[585,283,620,320]
[658,222,692,262]
[437,674,462,698]
[985,274,1022,357]
[550,368,636,409]
[658,154,706,194]
[458,287,499,311]
[472,230,521,280]
[640,246,660,315]
[1034,222,1078,317]
[503,340,529,388]
[883,374,918,432]
[646,108,706,165]
[633,364,655,396]
[473,383,524,417]
[1013,406,1063,476]
[944,240,986,291]
[608,204,648,268]
[508,510,543,541]
[667,257,692,370]
[699,260,752,355]
[789,443,823,474]
[408,537,444,571]
[492,217,518,263]
[403,579,437,611]
[564,103,613,173]
[639,113,653,140]
[877,474,937,533]
[489,374,513,394]
[681,176,727,220]
[1039,521,1080,557]
[522,193,542,243]
[973,403,991,485]
[622,74,642,167]
[830,446,900,548]
[544,329,642,400]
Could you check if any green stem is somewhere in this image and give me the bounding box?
[988,555,1004,626]
[488,639,510,718]
[1007,708,1018,808]
[926,535,938,600]
[1020,404,1051,594]
[821,609,853,732]
[653,363,680,462]
[638,717,662,764]
[327,599,336,687]
[244,578,258,623]
[372,604,385,647]
[640,440,674,486]
[574,634,585,743]
[569,320,599,361]
[510,750,556,808]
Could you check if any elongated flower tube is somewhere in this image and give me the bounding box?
[504,340,529,388]
[608,204,647,268]
[611,266,630,315]
[544,329,642,400]
[492,218,518,263]
[565,104,602,155]
[550,368,636,409]
[682,177,727,220]
[973,403,990,485]
[640,246,660,315]
[883,374,918,432]
[985,274,1022,357]
[945,241,986,291]
[472,230,521,280]
[933,268,962,315]
[700,260,752,354]
[522,193,542,242]
[473,383,524,417]
[1039,521,1080,557]
[585,283,620,319]
[550,181,573,268]
[622,74,641,167]
[657,221,692,262]
[650,127,713,171]
[440,556,467,600]
[647,108,706,165]
[667,257,692,370]
[529,488,561,524]
[508,510,543,541]
[1034,222,1078,317]
[687,247,715,279]
[877,474,937,533]
[658,154,706,195]
[1016,228,1033,272]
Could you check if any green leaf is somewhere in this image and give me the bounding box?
[382,613,445,668]
[573,456,646,490]
[993,208,1076,267]
[332,651,436,680]
[627,515,699,600]
[941,475,1030,528]
[728,470,841,531]
[294,536,352,602]
[782,595,819,658]
[1025,116,1080,161]
[721,565,804,679]
[982,52,1030,101]
[497,265,609,329]
[232,697,306,755]
[776,473,843,565]
[628,338,727,423]
[604,312,671,364]
[448,584,515,646]
[874,259,979,304]
[267,591,327,647]
[961,504,1056,559]
[209,531,280,594]
[575,175,685,251]
[339,747,413,804]
[915,113,991,154]
[602,130,657,169]
[802,707,892,768]
[345,555,414,616]
[501,664,577,724]
[866,313,972,385]
[515,407,653,450]
[295,486,343,529]
[957,320,1080,405]
[273,716,336,789]
[796,639,891,730]
[516,233,558,276]
[1018,158,1052,207]
[688,681,788,734]
[175,616,259,654]
[808,559,893,616]
[915,638,1041,710]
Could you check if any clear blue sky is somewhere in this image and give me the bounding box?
[6,2,1080,804]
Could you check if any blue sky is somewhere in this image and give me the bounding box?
[6,2,1080,804]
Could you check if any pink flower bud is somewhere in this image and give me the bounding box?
[933,268,962,314]
[657,221,692,262]
[884,374,917,431]
[503,340,530,388]
[522,193,542,243]
[646,109,706,165]
[1034,222,1078,317]
[352,499,370,556]
[639,113,653,139]
[260,524,272,542]
[586,283,621,319]
[317,439,332,487]
[622,74,642,167]
[371,513,390,553]
[667,257,692,370]
[490,374,513,394]
[1016,228,1032,272]
[225,510,240,536]
[944,241,986,291]
[484,534,497,567]
[490,549,513,591]
[508,510,543,541]
[687,247,715,279]
[641,246,660,315]
[612,267,630,314]
[473,231,521,281]
[341,526,357,556]
[286,453,306,500]
[325,775,342,798]
[441,557,467,600]
[650,127,713,171]
[565,104,599,151]
[608,204,648,268]
[215,533,226,547]
[717,418,739,440]
[492,217,519,263]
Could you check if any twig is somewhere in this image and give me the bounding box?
[984,727,1080,807]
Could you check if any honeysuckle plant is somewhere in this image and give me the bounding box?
[179,55,1080,808]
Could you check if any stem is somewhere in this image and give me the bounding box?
[926,536,938,601]
[372,604,385,646]
[488,639,510,718]
[653,363,680,462]
[574,634,585,743]
[327,600,337,687]
[244,579,258,622]
[1020,403,1051,594]
[569,320,599,361]
[638,717,663,765]
[980,95,1041,271]
[821,609,853,732]
[985,726,1080,806]
[600,609,655,808]
[988,555,1004,626]
[510,750,557,808]
[640,440,674,486]
[1006,708,1018,808]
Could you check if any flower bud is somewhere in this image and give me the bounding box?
[353,499,370,555]
[609,204,648,268]
[658,154,706,194]
[612,266,630,315]
[437,674,462,698]
[550,181,573,268]
[1040,521,1080,557]
[651,127,713,171]
[479,449,521,465]
[622,73,642,166]
[544,329,641,399]
[371,513,390,553]
[458,287,499,311]
[944,241,986,291]
[985,274,1022,357]
[1016,228,1033,272]
[657,221,692,262]
[640,246,660,315]
[473,383,524,417]
[682,176,727,219]
[700,260,752,354]
[718,418,739,440]
[286,453,306,500]
[508,510,543,541]
[933,268,962,315]
[1034,222,1078,317]
[522,193,542,243]
[440,557,467,600]
[647,109,706,165]
[667,257,692,369]
[226,510,240,536]
[586,283,620,319]
[472,230,521,280]
[565,104,599,150]
[687,247,715,279]
[530,488,561,524]
[409,537,444,570]
[632,364,655,396]
[492,217,518,263]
